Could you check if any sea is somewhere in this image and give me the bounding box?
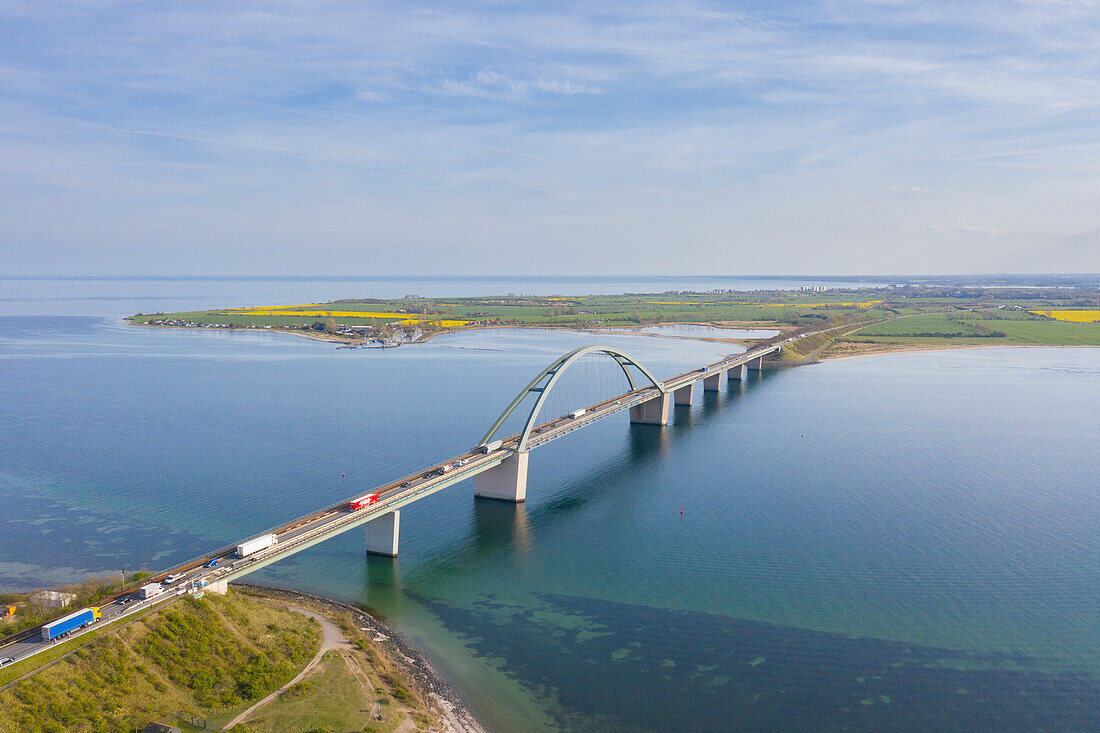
[2,276,1099,732]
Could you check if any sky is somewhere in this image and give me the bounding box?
[1,0,1098,276]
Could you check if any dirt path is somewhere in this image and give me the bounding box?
[221,606,346,731]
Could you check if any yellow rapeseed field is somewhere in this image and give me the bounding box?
[229,308,469,326]
[1029,310,1100,323]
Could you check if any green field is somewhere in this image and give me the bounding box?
[128,290,895,336]
[848,313,1100,346]
[127,287,1100,356]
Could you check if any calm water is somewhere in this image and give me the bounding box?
[2,279,1099,732]
[614,324,781,339]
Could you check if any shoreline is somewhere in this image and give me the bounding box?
[814,341,1099,363]
[231,581,488,733]
[127,318,1097,365]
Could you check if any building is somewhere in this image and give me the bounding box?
[29,591,75,609]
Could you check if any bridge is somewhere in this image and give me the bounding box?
[0,337,789,668]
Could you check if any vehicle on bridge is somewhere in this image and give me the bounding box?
[478,439,503,454]
[236,534,278,557]
[569,408,586,419]
[139,582,164,599]
[41,606,100,641]
[348,493,381,511]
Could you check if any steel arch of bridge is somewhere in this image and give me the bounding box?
[479,346,666,452]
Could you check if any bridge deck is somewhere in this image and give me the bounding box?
[0,341,787,663]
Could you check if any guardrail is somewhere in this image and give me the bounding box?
[2,319,868,653]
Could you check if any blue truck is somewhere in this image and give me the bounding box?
[40,606,101,641]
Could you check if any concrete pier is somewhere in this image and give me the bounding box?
[703,373,722,392]
[748,356,764,371]
[364,510,400,556]
[474,451,529,502]
[207,579,229,595]
[728,363,747,380]
[629,392,671,425]
[674,383,695,406]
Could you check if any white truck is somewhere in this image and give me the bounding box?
[569,409,586,419]
[139,582,164,600]
[478,440,503,454]
[236,533,277,558]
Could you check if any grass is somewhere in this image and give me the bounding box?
[848,315,1100,346]
[129,290,896,334]
[0,593,319,733]
[852,314,995,338]
[0,611,140,688]
[228,650,405,733]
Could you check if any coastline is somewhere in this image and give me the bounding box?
[813,341,1099,363]
[232,581,488,733]
[127,318,1097,364]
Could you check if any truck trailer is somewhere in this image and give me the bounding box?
[139,582,164,600]
[348,493,381,511]
[236,534,278,558]
[41,607,100,641]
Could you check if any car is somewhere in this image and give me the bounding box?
[401,481,413,488]
[119,596,133,605]
[0,657,14,667]
[205,559,219,568]
[698,366,709,372]
[164,574,181,584]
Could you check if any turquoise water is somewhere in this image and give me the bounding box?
[2,282,1099,731]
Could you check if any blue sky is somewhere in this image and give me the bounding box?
[1,0,1098,275]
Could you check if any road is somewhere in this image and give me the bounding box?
[1,338,800,668]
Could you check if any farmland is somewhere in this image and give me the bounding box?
[128,286,1100,356]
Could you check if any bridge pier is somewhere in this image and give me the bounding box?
[207,579,228,595]
[474,451,528,502]
[629,392,671,426]
[703,373,722,392]
[365,510,401,556]
[728,363,747,380]
[673,383,695,406]
[748,356,764,371]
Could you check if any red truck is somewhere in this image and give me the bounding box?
[348,493,381,511]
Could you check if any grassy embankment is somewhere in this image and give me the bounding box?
[0,589,437,733]
[0,589,438,733]
[0,592,318,732]
[226,591,438,733]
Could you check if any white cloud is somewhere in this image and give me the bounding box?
[0,0,1098,274]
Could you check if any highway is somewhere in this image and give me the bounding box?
[1,338,792,669]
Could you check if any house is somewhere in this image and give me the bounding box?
[29,591,75,609]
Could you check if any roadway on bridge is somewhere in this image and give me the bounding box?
[1,340,787,667]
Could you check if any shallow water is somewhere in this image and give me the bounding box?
[614,323,780,339]
[2,281,1098,732]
